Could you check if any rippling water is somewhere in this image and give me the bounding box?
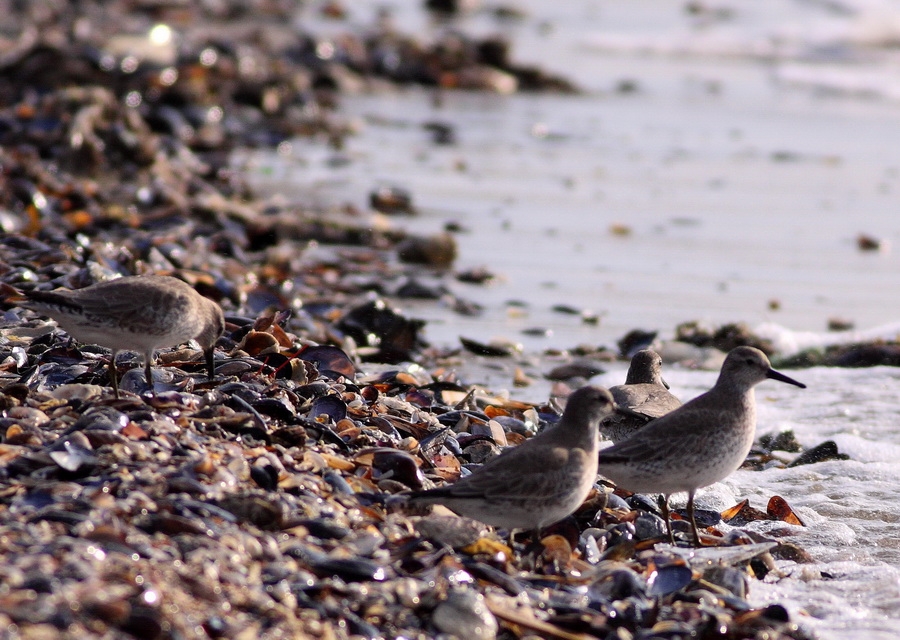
[239,2,900,637]
[645,361,900,639]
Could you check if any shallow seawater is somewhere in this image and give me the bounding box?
[267,0,900,354]
[650,363,900,639]
[238,1,900,637]
[243,78,900,356]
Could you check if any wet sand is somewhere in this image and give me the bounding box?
[241,60,900,357]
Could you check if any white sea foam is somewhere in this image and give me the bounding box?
[599,361,899,640]
[754,321,900,356]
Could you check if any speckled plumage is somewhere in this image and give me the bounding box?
[18,275,225,397]
[409,386,638,532]
[597,346,805,545]
[601,349,682,442]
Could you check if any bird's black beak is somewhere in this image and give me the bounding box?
[766,368,806,388]
[661,376,671,390]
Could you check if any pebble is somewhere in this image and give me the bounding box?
[432,590,499,640]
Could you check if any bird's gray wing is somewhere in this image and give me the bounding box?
[598,405,729,464]
[67,282,190,334]
[632,388,682,418]
[434,444,574,500]
[611,384,680,419]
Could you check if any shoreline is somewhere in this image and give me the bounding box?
[0,2,898,638]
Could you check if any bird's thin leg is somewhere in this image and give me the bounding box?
[658,494,674,544]
[205,346,216,380]
[109,349,120,399]
[145,350,156,396]
[523,528,544,571]
[687,490,701,547]
[506,529,517,549]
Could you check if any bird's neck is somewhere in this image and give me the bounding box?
[566,423,598,450]
[714,377,754,399]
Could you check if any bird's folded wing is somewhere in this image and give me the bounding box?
[71,286,189,334]
[432,445,573,500]
[20,290,84,314]
[598,409,722,463]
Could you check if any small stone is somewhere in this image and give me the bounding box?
[432,589,498,640]
[545,360,605,381]
[414,515,488,548]
[633,512,668,540]
[787,441,849,467]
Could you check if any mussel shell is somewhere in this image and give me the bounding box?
[589,568,647,602]
[308,395,347,423]
[703,566,748,599]
[459,336,513,357]
[71,406,129,432]
[371,449,424,489]
[292,519,351,541]
[216,494,284,530]
[251,397,296,421]
[418,426,452,458]
[48,439,98,473]
[647,563,693,597]
[249,465,279,491]
[255,353,294,379]
[285,544,387,582]
[335,300,426,363]
[297,344,357,380]
[431,589,497,640]
[436,410,490,428]
[633,513,668,541]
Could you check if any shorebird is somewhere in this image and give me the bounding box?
[601,348,682,442]
[408,386,643,536]
[14,275,224,398]
[597,346,805,546]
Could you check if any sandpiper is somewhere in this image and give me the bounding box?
[15,275,225,398]
[408,386,643,535]
[597,346,805,546]
[601,348,682,442]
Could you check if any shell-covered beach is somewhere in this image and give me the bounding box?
[3,1,900,639]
